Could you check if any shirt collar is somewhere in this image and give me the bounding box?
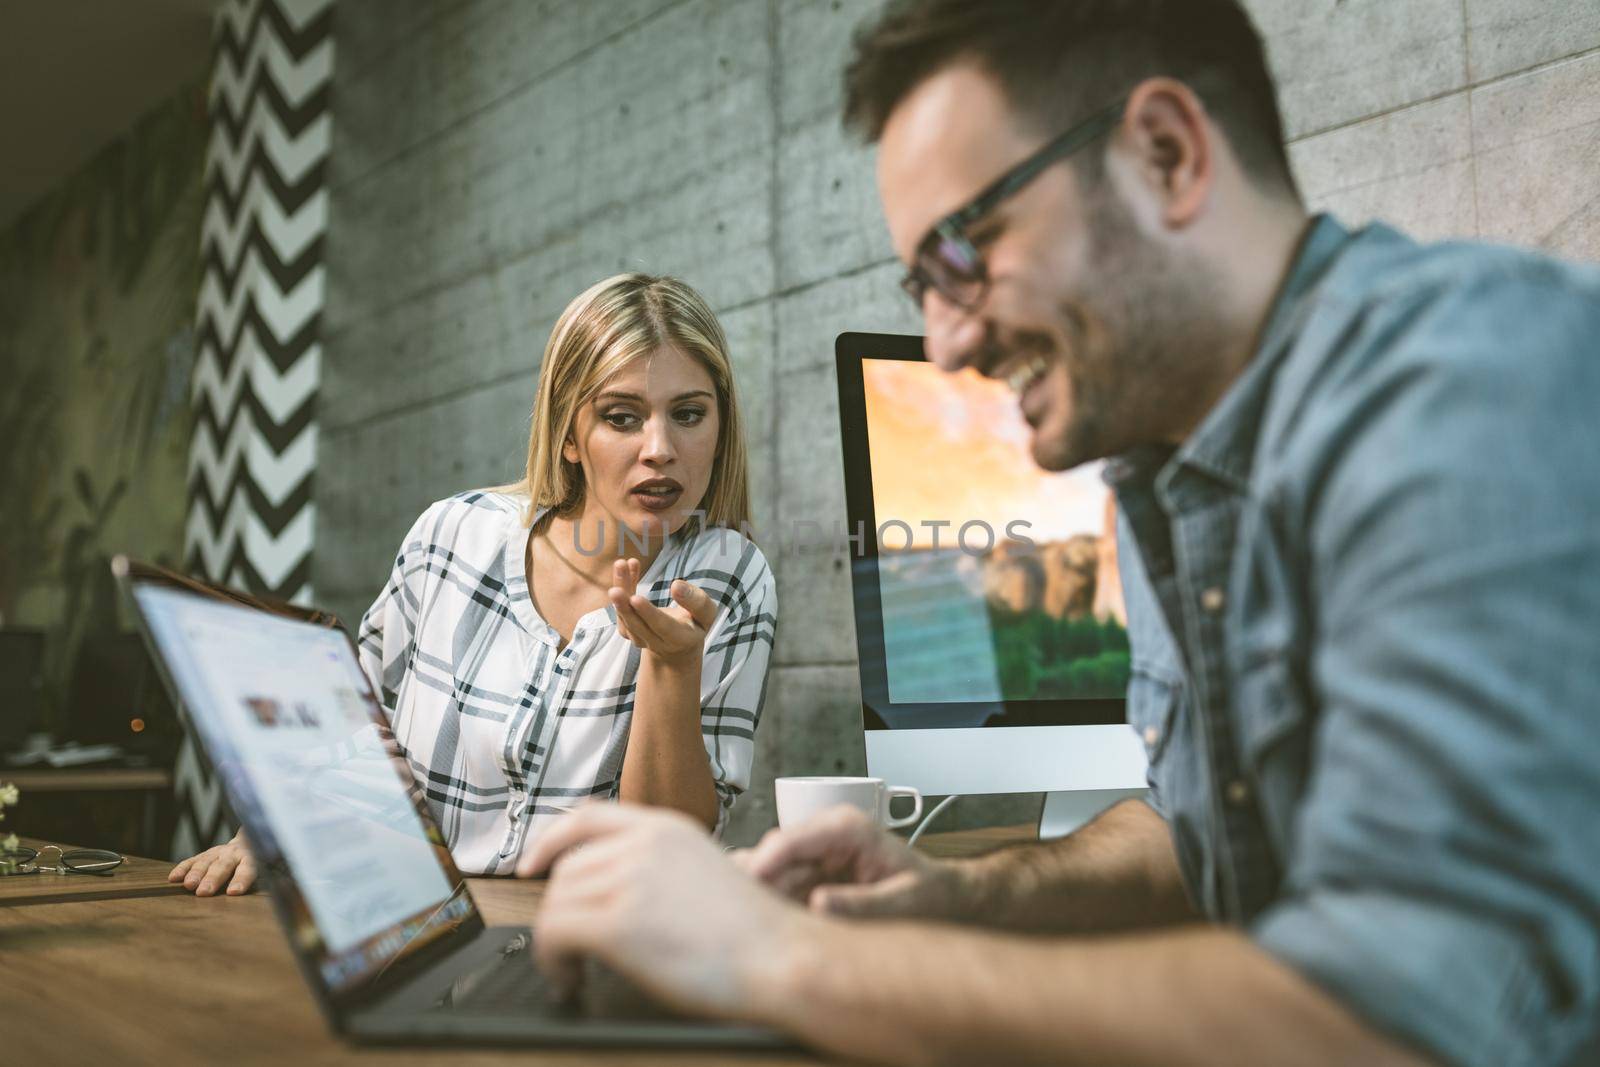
[505,501,691,634]
[1162,213,1352,494]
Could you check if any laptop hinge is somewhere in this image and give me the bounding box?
[334,911,492,1016]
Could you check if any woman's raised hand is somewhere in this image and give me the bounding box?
[609,557,720,667]
[168,829,257,896]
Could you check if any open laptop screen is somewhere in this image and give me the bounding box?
[132,584,473,998]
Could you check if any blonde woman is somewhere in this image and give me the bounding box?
[170,273,777,891]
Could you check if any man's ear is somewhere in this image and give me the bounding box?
[1121,77,1213,230]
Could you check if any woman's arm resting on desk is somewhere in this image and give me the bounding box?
[610,558,722,830]
[519,806,1427,1067]
[741,797,1197,933]
[169,830,257,896]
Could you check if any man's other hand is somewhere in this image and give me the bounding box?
[738,805,967,921]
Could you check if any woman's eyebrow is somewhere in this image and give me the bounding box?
[594,389,714,403]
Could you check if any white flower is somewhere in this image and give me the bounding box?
[0,783,17,807]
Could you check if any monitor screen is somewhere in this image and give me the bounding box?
[132,585,473,997]
[837,334,1129,730]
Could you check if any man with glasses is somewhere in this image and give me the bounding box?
[518,1,1600,1064]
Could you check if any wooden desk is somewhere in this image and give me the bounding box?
[0,874,821,1066]
[0,825,1041,1063]
[0,870,825,1062]
[0,836,184,907]
[914,823,1035,859]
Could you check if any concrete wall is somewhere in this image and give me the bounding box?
[316,0,1600,843]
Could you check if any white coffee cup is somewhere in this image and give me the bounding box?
[774,776,923,830]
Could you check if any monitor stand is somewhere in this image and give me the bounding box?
[1038,788,1147,839]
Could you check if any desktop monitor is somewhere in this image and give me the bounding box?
[834,332,1147,836]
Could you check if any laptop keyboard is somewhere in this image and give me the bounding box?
[433,933,576,1015]
[431,932,680,1022]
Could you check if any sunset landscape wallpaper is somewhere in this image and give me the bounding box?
[861,359,1130,716]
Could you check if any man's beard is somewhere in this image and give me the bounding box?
[1032,184,1227,471]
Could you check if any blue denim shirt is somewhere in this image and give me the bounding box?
[1110,216,1600,1067]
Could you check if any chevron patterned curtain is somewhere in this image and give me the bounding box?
[174,0,335,858]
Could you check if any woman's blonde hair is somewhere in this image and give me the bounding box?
[502,273,752,535]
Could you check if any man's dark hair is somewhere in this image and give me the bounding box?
[843,0,1300,199]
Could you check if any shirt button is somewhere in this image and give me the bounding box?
[1142,725,1160,747]
[1225,779,1251,806]
[1201,587,1226,613]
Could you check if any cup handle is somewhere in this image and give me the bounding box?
[884,786,923,830]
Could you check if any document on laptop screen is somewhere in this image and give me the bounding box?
[136,587,454,954]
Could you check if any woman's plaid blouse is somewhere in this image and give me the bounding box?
[356,491,776,874]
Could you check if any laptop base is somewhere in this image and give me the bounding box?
[345,924,792,1050]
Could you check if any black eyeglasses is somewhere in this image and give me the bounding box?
[900,99,1126,312]
[2,844,124,877]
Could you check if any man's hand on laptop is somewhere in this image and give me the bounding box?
[515,803,822,1020]
[738,805,966,921]
[169,830,257,896]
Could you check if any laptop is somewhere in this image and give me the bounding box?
[115,556,788,1049]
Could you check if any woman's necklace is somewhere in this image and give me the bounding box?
[536,529,611,590]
